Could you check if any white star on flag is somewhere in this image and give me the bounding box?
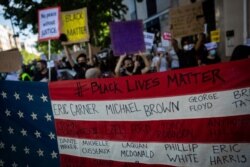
[20,129,27,136]
[0,142,5,149]
[40,94,48,102]
[1,91,7,99]
[11,144,16,152]
[17,110,24,118]
[30,112,38,120]
[5,109,11,117]
[45,113,52,121]
[34,130,41,138]
[51,151,58,159]
[37,148,44,157]
[8,127,14,134]
[0,159,4,166]
[27,93,34,101]
[48,132,55,140]
[12,162,18,167]
[24,146,30,154]
[13,92,20,100]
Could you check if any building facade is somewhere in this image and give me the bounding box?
[0,24,20,51]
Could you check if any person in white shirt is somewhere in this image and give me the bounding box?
[151,47,170,72]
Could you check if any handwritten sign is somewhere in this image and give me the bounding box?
[50,59,250,167]
[170,2,205,38]
[110,20,145,56]
[38,7,60,41]
[61,8,89,44]
[0,49,22,72]
[144,32,155,50]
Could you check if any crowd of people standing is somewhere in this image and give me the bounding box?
[15,32,250,82]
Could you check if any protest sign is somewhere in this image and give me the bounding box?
[61,8,89,44]
[211,29,220,43]
[170,2,205,38]
[110,20,145,56]
[144,32,155,50]
[205,42,218,50]
[38,7,60,41]
[161,33,171,48]
[49,59,250,167]
[1,59,250,167]
[163,32,172,40]
[0,49,22,72]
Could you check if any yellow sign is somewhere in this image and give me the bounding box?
[211,29,220,42]
[61,8,89,44]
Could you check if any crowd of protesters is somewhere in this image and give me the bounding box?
[2,32,250,82]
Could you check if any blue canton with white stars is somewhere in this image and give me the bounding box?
[0,81,60,167]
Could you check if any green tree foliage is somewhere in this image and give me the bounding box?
[20,50,39,65]
[0,0,128,52]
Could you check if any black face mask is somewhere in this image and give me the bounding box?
[126,66,134,73]
[78,62,86,68]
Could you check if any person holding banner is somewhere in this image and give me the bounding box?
[114,52,150,77]
[63,43,94,79]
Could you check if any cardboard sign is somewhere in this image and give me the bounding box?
[170,2,205,38]
[144,32,155,50]
[61,8,89,44]
[211,29,220,42]
[110,20,145,56]
[38,7,60,41]
[0,49,22,72]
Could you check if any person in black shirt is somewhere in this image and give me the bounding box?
[33,60,57,82]
[63,43,94,79]
[114,52,150,77]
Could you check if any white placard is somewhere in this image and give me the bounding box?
[144,32,155,50]
[38,7,60,41]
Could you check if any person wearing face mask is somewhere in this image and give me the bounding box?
[63,42,94,79]
[195,34,221,65]
[180,37,198,68]
[33,60,58,82]
[114,52,150,77]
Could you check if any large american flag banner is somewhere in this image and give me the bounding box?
[0,81,60,167]
[49,59,250,167]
